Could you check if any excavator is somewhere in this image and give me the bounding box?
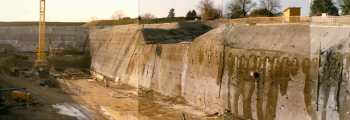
[34,0,50,76]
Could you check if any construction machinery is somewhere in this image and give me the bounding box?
[12,91,36,101]
[0,87,38,115]
[10,67,20,77]
[34,0,50,72]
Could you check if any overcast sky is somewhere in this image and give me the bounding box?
[139,0,222,18]
[0,0,138,22]
[0,0,310,22]
[223,0,310,16]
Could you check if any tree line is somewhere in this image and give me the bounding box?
[310,0,350,16]
[224,0,282,19]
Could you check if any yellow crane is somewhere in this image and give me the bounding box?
[34,0,49,70]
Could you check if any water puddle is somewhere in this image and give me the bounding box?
[101,106,123,120]
[52,103,93,120]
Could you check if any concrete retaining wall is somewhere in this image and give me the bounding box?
[223,24,311,120]
[90,24,140,87]
[0,26,105,52]
[138,27,223,113]
[310,26,350,120]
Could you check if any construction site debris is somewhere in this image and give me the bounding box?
[87,79,97,83]
[64,69,91,79]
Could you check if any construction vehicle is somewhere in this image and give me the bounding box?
[0,87,26,114]
[12,91,36,101]
[10,67,20,77]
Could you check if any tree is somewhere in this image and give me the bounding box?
[138,15,142,20]
[197,0,214,20]
[168,8,175,18]
[226,0,257,18]
[110,10,125,20]
[196,0,222,20]
[115,10,125,20]
[110,14,118,20]
[191,10,197,17]
[186,10,192,18]
[248,8,274,17]
[140,13,156,19]
[311,0,339,16]
[336,0,350,15]
[259,0,282,13]
[90,16,98,21]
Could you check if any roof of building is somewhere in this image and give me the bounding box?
[283,7,302,12]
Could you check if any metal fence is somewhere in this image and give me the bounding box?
[224,16,310,25]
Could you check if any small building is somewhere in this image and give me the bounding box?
[283,7,301,22]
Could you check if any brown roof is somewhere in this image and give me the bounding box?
[283,7,302,12]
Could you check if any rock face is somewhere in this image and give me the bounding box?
[310,26,350,120]
[0,26,105,52]
[89,22,314,119]
[223,24,311,120]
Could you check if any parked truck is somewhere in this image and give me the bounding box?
[10,67,19,77]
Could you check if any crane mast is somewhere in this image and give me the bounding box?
[34,0,49,69]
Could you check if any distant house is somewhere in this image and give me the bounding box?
[283,7,301,22]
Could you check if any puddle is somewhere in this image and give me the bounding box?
[52,103,92,120]
[100,106,123,120]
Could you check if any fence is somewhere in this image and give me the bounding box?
[310,16,350,26]
[224,16,310,25]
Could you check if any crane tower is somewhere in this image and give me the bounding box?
[34,0,49,70]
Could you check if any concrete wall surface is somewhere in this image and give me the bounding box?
[310,26,350,120]
[90,24,140,87]
[138,27,224,113]
[223,24,311,120]
[0,26,105,52]
[89,22,223,113]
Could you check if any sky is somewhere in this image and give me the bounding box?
[223,0,310,16]
[139,0,222,18]
[0,0,310,22]
[0,0,138,22]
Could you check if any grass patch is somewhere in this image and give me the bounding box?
[83,19,137,26]
[139,17,189,24]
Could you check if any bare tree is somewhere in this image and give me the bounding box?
[110,10,125,20]
[197,0,214,20]
[90,16,98,21]
[110,14,118,20]
[140,13,156,19]
[259,0,282,13]
[226,0,257,18]
[115,10,125,20]
[216,3,223,18]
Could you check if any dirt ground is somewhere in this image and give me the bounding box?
[0,54,137,120]
[138,89,223,120]
[0,53,225,120]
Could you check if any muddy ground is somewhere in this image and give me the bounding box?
[0,53,226,120]
[0,54,137,120]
